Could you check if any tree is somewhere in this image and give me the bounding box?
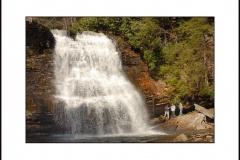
[159,18,214,100]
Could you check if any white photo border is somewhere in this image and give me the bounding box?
[2,0,239,160]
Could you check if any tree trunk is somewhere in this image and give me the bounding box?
[194,103,214,119]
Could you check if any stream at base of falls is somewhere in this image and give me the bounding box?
[26,131,168,143]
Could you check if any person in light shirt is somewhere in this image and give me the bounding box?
[170,103,176,118]
[178,102,183,116]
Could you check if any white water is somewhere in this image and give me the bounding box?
[52,30,150,135]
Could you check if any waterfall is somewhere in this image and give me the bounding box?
[51,30,149,135]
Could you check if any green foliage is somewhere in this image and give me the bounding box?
[159,18,214,99]
[118,18,132,38]
[171,97,181,105]
[69,17,124,35]
[129,18,161,69]
[143,50,157,69]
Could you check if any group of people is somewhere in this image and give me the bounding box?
[163,102,183,119]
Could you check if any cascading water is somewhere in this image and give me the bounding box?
[52,30,149,135]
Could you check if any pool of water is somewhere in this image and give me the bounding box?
[26,130,169,143]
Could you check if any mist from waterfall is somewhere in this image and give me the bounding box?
[51,30,149,135]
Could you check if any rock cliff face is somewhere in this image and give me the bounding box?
[114,36,169,117]
[26,53,56,131]
[26,21,57,133]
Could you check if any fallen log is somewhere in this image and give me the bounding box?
[194,103,214,119]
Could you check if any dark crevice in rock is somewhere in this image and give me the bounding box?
[26,20,55,54]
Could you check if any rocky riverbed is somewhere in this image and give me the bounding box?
[148,111,214,143]
[147,128,214,143]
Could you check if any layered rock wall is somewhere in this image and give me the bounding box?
[26,20,57,133]
[115,36,169,117]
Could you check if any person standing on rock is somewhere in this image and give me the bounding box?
[178,102,183,116]
[163,104,170,119]
[170,103,176,117]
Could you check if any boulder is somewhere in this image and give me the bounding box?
[153,112,207,131]
[194,104,214,119]
[158,115,167,123]
[205,123,214,130]
[172,134,188,142]
[173,112,207,130]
